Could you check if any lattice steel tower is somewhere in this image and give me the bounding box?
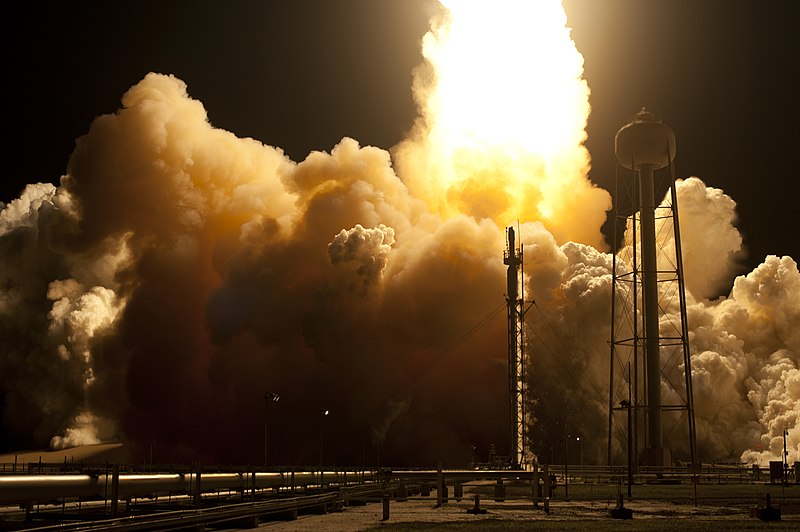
[505,226,527,469]
[607,109,697,467]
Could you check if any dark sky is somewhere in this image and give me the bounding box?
[6,0,798,279]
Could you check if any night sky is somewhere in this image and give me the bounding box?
[6,0,798,277]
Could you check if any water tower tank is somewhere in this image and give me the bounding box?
[615,108,676,170]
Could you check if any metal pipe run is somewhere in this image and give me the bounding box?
[0,470,379,505]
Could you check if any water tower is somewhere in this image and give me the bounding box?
[607,109,697,467]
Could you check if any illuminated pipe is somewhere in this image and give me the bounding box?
[0,475,104,502]
[0,470,378,505]
[1,469,549,505]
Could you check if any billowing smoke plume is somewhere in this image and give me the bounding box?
[1,2,797,467]
[523,178,799,465]
[1,183,124,450]
[693,254,799,464]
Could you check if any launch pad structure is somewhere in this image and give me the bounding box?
[607,109,697,467]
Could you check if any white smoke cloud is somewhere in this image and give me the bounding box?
[657,177,744,300]
[2,73,796,466]
[525,177,799,465]
[1,184,125,449]
[691,255,800,464]
[50,411,114,450]
[328,224,396,293]
[0,183,57,234]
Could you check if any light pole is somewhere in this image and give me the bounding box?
[576,436,582,466]
[564,435,569,501]
[320,409,330,468]
[264,392,280,467]
[784,428,789,484]
[621,399,632,498]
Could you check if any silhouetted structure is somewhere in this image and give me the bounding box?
[504,227,527,469]
[607,109,697,467]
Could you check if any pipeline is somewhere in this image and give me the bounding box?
[0,470,379,505]
[0,468,548,506]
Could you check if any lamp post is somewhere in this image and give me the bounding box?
[576,436,582,466]
[564,435,569,501]
[784,428,789,484]
[621,399,632,498]
[264,392,280,467]
[320,409,330,468]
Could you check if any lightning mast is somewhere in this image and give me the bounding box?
[504,226,526,469]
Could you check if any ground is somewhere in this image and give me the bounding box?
[251,481,799,531]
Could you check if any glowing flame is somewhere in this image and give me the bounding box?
[395,0,609,247]
[426,0,588,156]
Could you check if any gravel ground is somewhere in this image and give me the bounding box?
[249,495,799,531]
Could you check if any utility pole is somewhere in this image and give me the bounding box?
[264,392,280,467]
[621,399,633,498]
[784,428,789,484]
[564,436,569,501]
[320,409,330,468]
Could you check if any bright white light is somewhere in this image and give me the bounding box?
[424,0,589,158]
